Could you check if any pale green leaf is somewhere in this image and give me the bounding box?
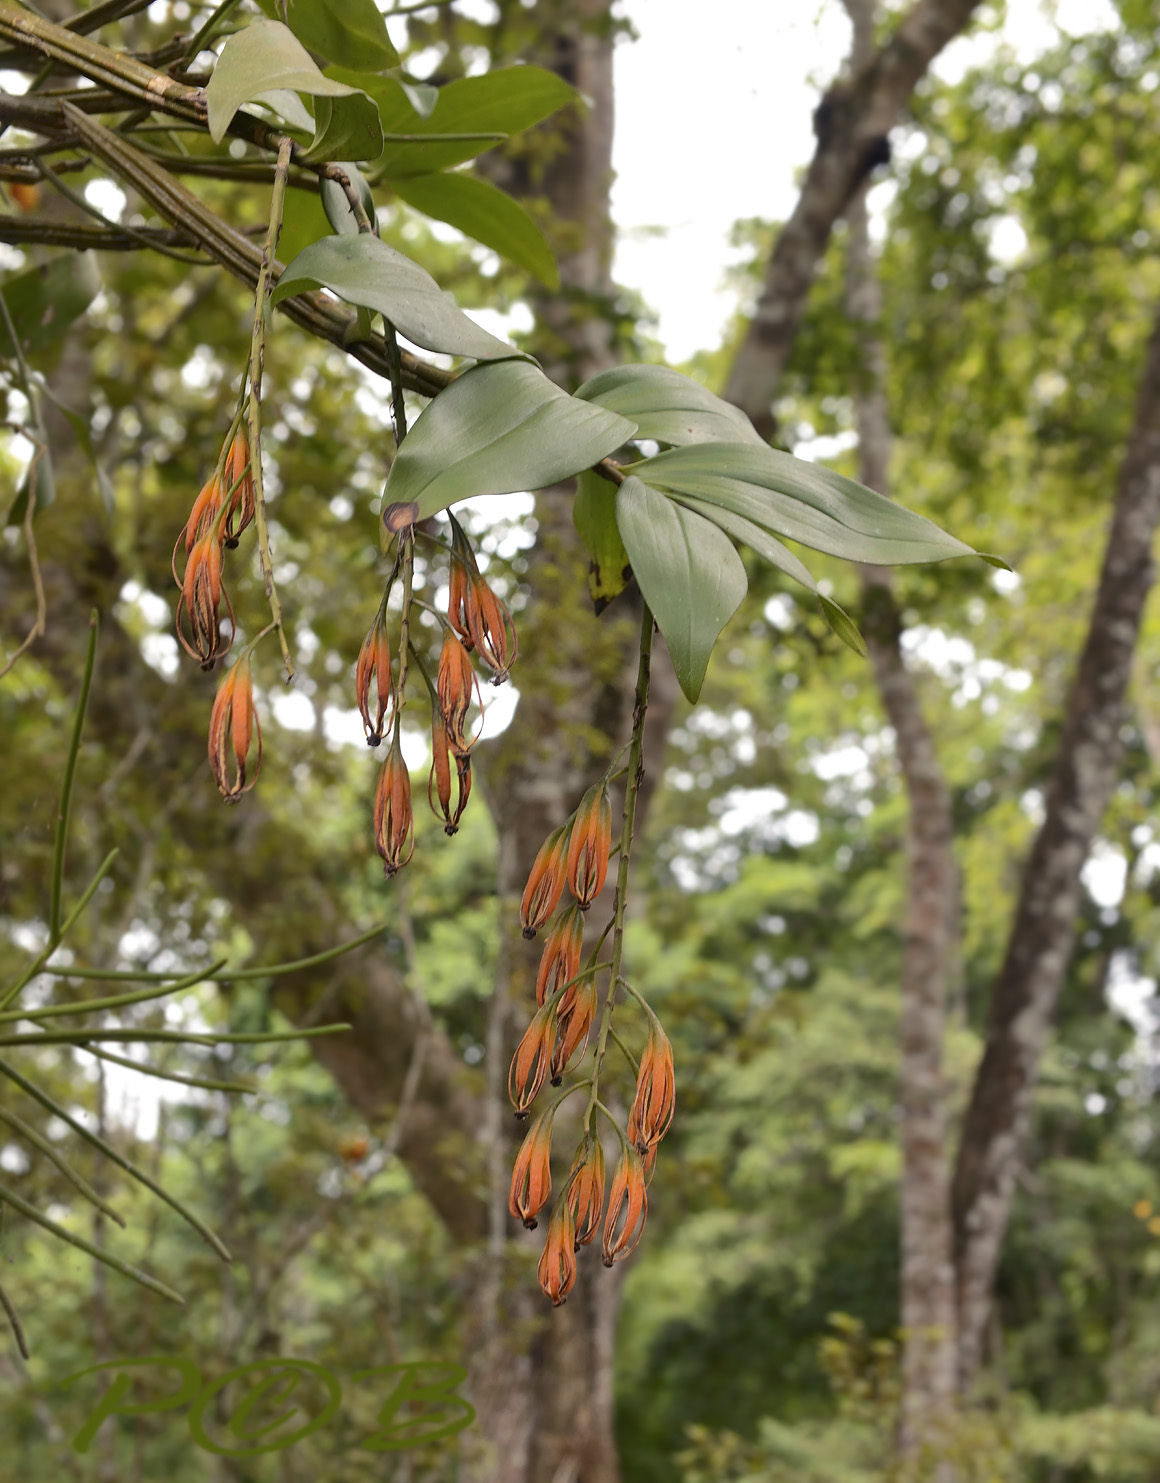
[270,233,513,359]
[255,0,399,70]
[379,359,636,523]
[574,470,631,612]
[332,66,577,177]
[615,475,748,703]
[635,442,978,566]
[819,595,868,658]
[302,92,385,163]
[392,171,558,287]
[576,365,764,447]
[0,252,100,360]
[205,20,379,146]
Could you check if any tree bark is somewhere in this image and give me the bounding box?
[951,304,1160,1387]
[843,1,959,1453]
[460,5,682,1478]
[724,0,985,441]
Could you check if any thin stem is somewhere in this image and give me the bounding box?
[183,0,243,60]
[1,848,120,1016]
[0,1055,232,1263]
[72,1044,256,1096]
[0,1282,28,1360]
[0,1026,349,1047]
[2,961,231,1028]
[248,133,295,681]
[0,466,47,680]
[584,602,653,1126]
[0,1180,185,1305]
[35,155,209,266]
[608,1027,639,1077]
[383,319,408,448]
[0,1,204,120]
[49,611,98,946]
[0,1106,125,1228]
[39,920,389,983]
[319,162,374,234]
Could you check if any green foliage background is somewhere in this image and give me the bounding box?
[2,1,1160,1480]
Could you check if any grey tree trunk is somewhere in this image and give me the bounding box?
[951,304,1160,1386]
[724,0,985,441]
[843,1,959,1450]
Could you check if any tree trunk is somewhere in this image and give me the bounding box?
[951,303,1160,1387]
[843,1,959,1451]
[724,0,985,441]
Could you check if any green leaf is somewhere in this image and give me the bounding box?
[270,234,512,360]
[320,161,377,235]
[819,595,868,658]
[392,171,558,287]
[301,92,385,163]
[574,470,632,612]
[379,360,637,523]
[205,20,382,149]
[0,252,100,360]
[255,0,399,71]
[575,365,765,447]
[635,442,978,566]
[627,487,868,657]
[666,492,818,592]
[333,66,577,177]
[398,79,439,118]
[615,476,748,704]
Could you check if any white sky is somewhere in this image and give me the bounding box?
[610,0,1119,360]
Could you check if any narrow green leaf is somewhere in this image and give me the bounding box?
[0,1055,231,1261]
[636,443,979,566]
[668,493,867,656]
[614,476,748,703]
[819,594,868,657]
[575,365,764,447]
[301,92,385,164]
[574,470,632,612]
[380,359,636,524]
[0,1181,184,1306]
[392,171,558,287]
[205,20,380,146]
[336,66,577,177]
[255,0,399,70]
[270,233,513,360]
[665,493,818,593]
[0,253,100,360]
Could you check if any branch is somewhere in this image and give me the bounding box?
[950,301,1160,1387]
[724,0,985,438]
[60,105,451,400]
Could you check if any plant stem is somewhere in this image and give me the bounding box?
[383,319,408,448]
[51,612,97,945]
[0,1,205,122]
[0,958,229,1023]
[584,602,653,1126]
[0,849,119,1014]
[394,528,416,714]
[183,0,243,61]
[248,133,294,680]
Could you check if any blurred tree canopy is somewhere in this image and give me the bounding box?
[2,1,1160,1482]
